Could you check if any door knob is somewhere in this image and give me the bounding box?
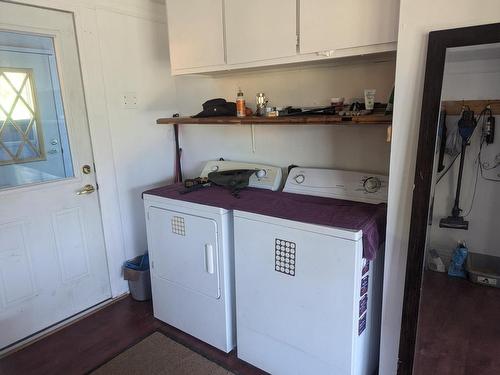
[76,184,96,195]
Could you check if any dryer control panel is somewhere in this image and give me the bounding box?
[284,167,388,204]
[200,160,283,191]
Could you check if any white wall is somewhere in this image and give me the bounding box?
[95,6,177,261]
[175,60,395,177]
[429,55,500,259]
[13,0,178,297]
[380,2,500,374]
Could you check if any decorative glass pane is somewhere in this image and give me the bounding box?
[0,68,44,165]
[0,32,74,189]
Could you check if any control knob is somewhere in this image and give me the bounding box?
[294,174,305,184]
[255,169,266,179]
[363,177,382,193]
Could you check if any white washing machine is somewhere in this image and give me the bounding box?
[233,167,388,374]
[143,161,282,352]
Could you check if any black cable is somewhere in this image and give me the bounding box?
[477,110,500,183]
[436,105,491,185]
[464,150,480,217]
[479,152,500,182]
[436,153,460,184]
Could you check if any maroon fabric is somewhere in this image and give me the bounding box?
[143,184,387,260]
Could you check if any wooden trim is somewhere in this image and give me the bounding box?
[398,22,500,375]
[442,99,500,115]
[157,114,392,126]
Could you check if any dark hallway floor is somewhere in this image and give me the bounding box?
[0,296,264,375]
[414,271,500,375]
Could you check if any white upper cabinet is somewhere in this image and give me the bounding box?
[299,0,399,55]
[166,0,225,70]
[224,0,297,64]
[165,0,399,74]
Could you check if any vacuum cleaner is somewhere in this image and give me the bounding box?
[439,109,477,230]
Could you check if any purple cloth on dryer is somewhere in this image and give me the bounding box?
[143,184,387,260]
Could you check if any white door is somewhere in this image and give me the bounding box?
[0,3,111,349]
[166,0,226,71]
[224,0,297,64]
[147,207,220,299]
[299,0,399,54]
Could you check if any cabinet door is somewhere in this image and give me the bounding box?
[225,0,297,64]
[299,0,399,54]
[166,0,225,70]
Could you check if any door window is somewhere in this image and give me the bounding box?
[0,68,44,164]
[0,31,74,190]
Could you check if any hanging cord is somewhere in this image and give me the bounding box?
[479,146,500,182]
[463,141,481,217]
[463,107,499,216]
[478,107,500,182]
[436,105,490,185]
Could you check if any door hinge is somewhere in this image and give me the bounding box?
[151,260,154,269]
[296,33,300,49]
[147,211,150,220]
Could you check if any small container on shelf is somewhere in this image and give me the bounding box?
[331,97,345,113]
[256,93,268,116]
[236,89,246,117]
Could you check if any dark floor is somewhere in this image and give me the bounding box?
[0,297,265,375]
[414,271,500,375]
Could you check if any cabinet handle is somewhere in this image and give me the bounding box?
[204,244,215,274]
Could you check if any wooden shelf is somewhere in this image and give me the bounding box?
[156,114,392,126]
[442,100,500,115]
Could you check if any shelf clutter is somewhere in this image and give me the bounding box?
[156,114,392,126]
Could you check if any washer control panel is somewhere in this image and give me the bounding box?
[284,168,388,203]
[200,160,283,191]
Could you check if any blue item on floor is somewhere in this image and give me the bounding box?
[124,253,149,271]
[448,243,468,278]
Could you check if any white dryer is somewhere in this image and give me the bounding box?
[233,167,388,374]
[143,161,282,352]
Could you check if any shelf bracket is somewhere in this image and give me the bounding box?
[172,113,183,182]
[251,124,256,153]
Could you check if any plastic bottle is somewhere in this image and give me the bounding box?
[236,88,246,117]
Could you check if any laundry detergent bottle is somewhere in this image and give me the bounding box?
[448,241,468,278]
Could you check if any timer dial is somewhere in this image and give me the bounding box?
[294,174,305,184]
[363,177,382,193]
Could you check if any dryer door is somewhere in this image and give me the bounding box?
[147,207,220,299]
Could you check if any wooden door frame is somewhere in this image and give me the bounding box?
[397,22,500,375]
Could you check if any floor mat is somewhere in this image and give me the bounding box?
[91,331,233,375]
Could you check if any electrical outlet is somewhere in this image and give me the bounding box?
[123,92,137,109]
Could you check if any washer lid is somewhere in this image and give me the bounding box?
[284,168,388,204]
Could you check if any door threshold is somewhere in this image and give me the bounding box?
[0,293,129,358]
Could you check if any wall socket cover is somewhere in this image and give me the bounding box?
[123,92,137,108]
